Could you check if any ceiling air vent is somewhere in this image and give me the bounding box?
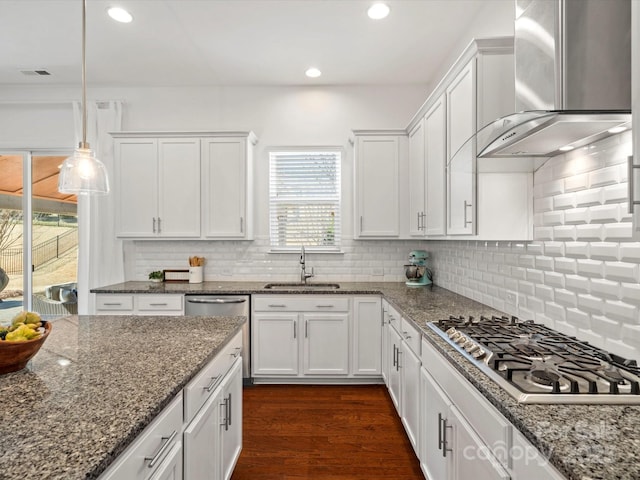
[21,70,51,76]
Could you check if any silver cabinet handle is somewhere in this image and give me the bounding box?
[293,322,297,339]
[203,375,221,393]
[145,430,177,468]
[396,349,402,370]
[269,304,287,308]
[403,331,411,339]
[187,298,247,304]
[157,217,162,233]
[442,416,452,457]
[629,156,640,214]
[149,303,168,306]
[438,413,444,451]
[240,217,244,233]
[305,319,308,338]
[392,344,396,367]
[463,200,473,226]
[227,393,232,429]
[315,305,335,308]
[231,347,241,358]
[360,215,363,232]
[102,302,122,306]
[417,211,421,230]
[152,217,156,233]
[221,397,229,430]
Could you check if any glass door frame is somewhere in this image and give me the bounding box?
[0,148,73,312]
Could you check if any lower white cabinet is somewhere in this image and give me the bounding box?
[95,293,184,316]
[150,442,183,480]
[386,320,402,411]
[400,333,421,453]
[251,295,382,380]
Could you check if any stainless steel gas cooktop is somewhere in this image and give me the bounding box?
[428,316,640,404]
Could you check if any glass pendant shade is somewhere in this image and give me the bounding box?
[58,146,110,195]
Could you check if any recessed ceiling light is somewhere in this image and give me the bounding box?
[305,67,322,78]
[608,126,627,134]
[559,145,575,152]
[368,3,390,20]
[107,7,133,23]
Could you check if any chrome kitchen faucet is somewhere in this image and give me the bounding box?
[300,246,315,284]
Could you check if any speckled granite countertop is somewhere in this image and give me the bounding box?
[0,315,245,480]
[93,281,640,480]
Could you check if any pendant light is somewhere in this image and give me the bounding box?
[58,0,110,195]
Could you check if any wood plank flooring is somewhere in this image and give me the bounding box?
[231,384,423,480]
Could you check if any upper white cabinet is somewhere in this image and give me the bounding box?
[408,119,426,236]
[115,137,201,238]
[353,130,406,238]
[202,134,256,239]
[112,131,256,240]
[424,95,447,236]
[632,1,640,238]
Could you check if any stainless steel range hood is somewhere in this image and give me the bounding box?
[478,0,631,159]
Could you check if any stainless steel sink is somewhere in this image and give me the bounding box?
[263,283,340,290]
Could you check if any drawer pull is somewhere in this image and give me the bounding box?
[315,305,335,308]
[231,347,241,358]
[149,303,168,307]
[203,375,222,393]
[102,302,122,306]
[403,331,411,339]
[268,304,287,308]
[145,430,177,468]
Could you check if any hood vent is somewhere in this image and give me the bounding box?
[478,0,631,159]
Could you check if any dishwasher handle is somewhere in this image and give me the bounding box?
[186,297,247,304]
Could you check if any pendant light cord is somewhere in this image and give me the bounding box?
[80,0,88,149]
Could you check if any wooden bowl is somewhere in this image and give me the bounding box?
[0,322,52,374]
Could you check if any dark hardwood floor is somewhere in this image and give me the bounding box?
[231,384,423,480]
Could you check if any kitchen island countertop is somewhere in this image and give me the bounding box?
[0,314,245,480]
[93,281,640,480]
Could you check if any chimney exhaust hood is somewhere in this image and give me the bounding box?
[478,0,631,159]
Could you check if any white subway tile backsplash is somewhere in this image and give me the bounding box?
[588,242,620,261]
[553,193,576,210]
[589,204,620,224]
[575,224,604,242]
[590,165,620,188]
[577,294,605,315]
[620,243,640,263]
[545,302,566,321]
[553,226,577,241]
[590,315,621,338]
[620,283,640,306]
[542,210,564,226]
[604,262,639,283]
[554,289,577,308]
[603,300,639,323]
[602,183,628,204]
[574,188,603,208]
[564,274,590,293]
[564,242,590,258]
[576,259,604,278]
[565,173,589,192]
[589,278,621,300]
[563,208,589,225]
[554,257,577,274]
[602,223,634,241]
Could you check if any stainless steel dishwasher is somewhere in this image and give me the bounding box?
[185,294,250,381]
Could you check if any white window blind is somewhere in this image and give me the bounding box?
[269,150,341,250]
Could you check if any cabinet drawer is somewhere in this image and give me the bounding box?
[400,317,421,356]
[96,294,134,311]
[386,304,401,331]
[253,295,349,312]
[99,393,183,480]
[422,337,511,466]
[183,330,242,423]
[137,295,184,312]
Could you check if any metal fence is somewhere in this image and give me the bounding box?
[0,229,78,275]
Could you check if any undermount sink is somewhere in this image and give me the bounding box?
[263,283,341,290]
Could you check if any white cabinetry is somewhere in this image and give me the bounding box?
[399,318,421,453]
[408,119,426,236]
[424,95,447,236]
[352,296,382,376]
[95,293,184,316]
[114,137,201,238]
[112,131,255,240]
[183,331,243,480]
[252,296,350,378]
[252,295,382,380]
[353,131,406,238]
[201,134,256,240]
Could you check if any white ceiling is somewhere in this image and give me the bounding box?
[0,0,514,88]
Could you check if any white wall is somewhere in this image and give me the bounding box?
[428,132,639,360]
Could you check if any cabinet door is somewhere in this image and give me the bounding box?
[450,406,510,480]
[184,389,221,480]
[158,138,201,237]
[352,297,382,375]
[355,135,400,237]
[302,313,349,375]
[115,138,158,237]
[252,313,299,376]
[149,441,183,480]
[401,343,421,453]
[381,303,390,384]
[202,138,248,239]
[387,324,402,412]
[424,94,447,237]
[408,120,426,237]
[420,368,451,480]
[221,359,243,480]
[446,61,476,236]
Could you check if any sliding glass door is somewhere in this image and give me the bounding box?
[0,151,76,323]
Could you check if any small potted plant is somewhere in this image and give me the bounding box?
[148,271,164,283]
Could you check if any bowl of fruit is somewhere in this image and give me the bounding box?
[0,311,51,374]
